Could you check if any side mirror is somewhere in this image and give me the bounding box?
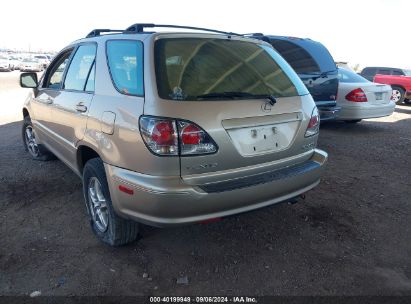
[20,72,38,88]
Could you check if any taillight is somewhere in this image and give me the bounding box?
[178,121,217,155]
[139,117,178,155]
[345,88,367,102]
[305,107,320,137]
[139,116,217,156]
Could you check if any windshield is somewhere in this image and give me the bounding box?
[338,68,369,83]
[155,38,308,101]
[0,56,8,60]
[35,55,46,59]
[404,70,411,76]
[23,58,38,63]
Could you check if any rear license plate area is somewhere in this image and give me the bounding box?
[226,121,300,156]
[375,92,383,100]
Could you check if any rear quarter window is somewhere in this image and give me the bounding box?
[106,40,144,96]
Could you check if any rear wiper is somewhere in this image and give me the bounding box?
[196,92,277,105]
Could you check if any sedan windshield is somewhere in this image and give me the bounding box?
[155,38,308,101]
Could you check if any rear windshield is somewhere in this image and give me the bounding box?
[270,39,336,74]
[338,68,369,83]
[155,38,308,101]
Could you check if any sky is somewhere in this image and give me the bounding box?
[0,0,410,69]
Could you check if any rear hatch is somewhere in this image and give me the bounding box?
[148,35,314,178]
[268,37,338,107]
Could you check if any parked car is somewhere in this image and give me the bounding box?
[20,58,43,72]
[336,68,395,123]
[360,66,411,81]
[251,34,340,121]
[0,55,13,71]
[8,55,22,70]
[373,73,411,104]
[33,54,50,68]
[19,24,328,246]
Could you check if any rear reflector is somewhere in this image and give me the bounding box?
[305,107,320,137]
[199,217,222,224]
[119,185,134,195]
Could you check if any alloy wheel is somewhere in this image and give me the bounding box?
[25,126,40,157]
[88,177,109,232]
[391,90,402,103]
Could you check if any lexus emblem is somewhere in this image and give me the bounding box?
[261,101,272,112]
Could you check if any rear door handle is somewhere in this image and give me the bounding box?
[75,102,88,113]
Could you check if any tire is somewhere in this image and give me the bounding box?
[344,119,362,123]
[22,116,55,161]
[391,86,405,104]
[83,158,139,246]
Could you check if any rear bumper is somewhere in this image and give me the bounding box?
[105,149,328,227]
[337,102,395,120]
[317,105,341,121]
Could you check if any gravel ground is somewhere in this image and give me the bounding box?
[1,71,411,296]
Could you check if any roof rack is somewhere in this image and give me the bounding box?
[86,24,242,38]
[125,23,241,36]
[86,29,125,38]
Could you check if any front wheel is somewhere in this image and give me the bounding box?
[391,86,405,104]
[83,158,139,246]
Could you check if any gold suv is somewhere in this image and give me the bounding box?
[20,24,327,246]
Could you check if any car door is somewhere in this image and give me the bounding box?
[30,49,73,145]
[48,43,97,166]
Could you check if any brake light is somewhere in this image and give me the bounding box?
[181,124,202,145]
[151,121,175,145]
[178,121,217,155]
[139,117,178,155]
[305,107,320,137]
[139,116,217,156]
[346,88,367,102]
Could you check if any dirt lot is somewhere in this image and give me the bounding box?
[1,71,411,297]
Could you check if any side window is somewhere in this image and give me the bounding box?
[271,40,320,74]
[377,69,390,75]
[106,40,144,95]
[44,51,73,89]
[64,44,97,91]
[392,69,404,76]
[362,68,376,76]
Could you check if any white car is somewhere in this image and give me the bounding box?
[0,55,13,71]
[19,58,43,72]
[336,68,395,123]
[33,54,50,68]
[8,55,22,70]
